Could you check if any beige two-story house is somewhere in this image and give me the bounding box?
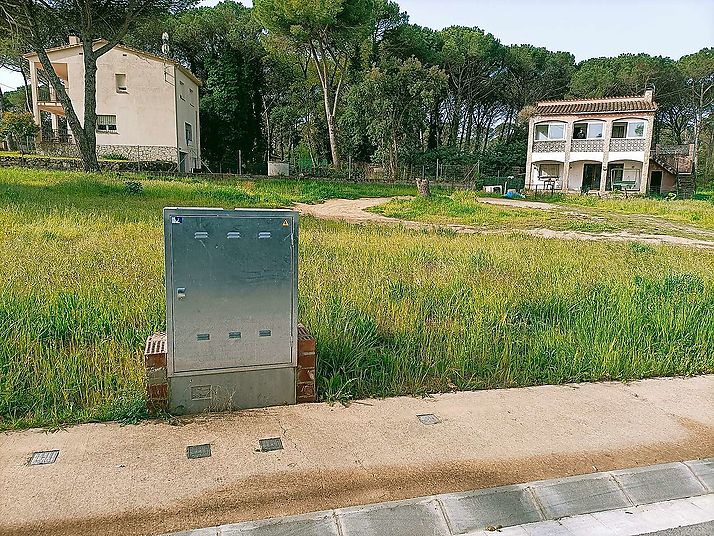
[25,36,201,171]
[524,91,692,195]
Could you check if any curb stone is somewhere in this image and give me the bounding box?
[164,460,713,536]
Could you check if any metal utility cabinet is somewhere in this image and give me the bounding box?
[163,207,298,413]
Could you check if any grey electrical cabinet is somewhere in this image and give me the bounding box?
[163,207,298,414]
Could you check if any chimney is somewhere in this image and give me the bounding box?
[644,88,654,102]
[68,35,80,45]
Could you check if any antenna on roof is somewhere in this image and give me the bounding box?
[161,32,170,56]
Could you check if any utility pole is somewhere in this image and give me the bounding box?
[238,149,243,176]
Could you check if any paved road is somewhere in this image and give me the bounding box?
[1,376,712,535]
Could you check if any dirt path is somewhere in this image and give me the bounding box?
[1,376,712,536]
[295,198,714,249]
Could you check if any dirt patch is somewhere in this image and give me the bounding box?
[296,197,714,249]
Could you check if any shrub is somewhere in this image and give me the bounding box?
[124,180,143,195]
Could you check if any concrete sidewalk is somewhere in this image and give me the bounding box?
[1,375,713,536]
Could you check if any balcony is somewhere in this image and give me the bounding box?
[38,85,63,103]
[571,139,604,152]
[533,140,565,152]
[41,128,74,144]
[609,138,645,152]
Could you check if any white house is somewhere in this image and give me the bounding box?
[525,91,694,196]
[25,36,201,171]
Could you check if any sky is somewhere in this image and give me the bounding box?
[2,0,713,91]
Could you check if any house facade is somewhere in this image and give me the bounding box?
[25,37,201,171]
[524,91,689,195]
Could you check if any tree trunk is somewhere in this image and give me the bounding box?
[80,40,99,171]
[323,87,340,167]
[448,89,461,147]
[464,102,474,151]
[416,177,430,197]
[311,42,341,168]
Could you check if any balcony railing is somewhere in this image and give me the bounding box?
[609,138,645,152]
[41,129,74,144]
[37,86,61,103]
[533,140,566,152]
[571,139,604,152]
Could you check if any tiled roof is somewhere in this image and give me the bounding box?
[536,97,657,116]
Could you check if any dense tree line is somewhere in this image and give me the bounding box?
[2,0,713,180]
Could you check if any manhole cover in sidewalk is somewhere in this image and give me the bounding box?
[186,444,212,459]
[417,414,440,425]
[30,450,59,465]
[259,438,283,452]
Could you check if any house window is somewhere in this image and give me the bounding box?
[539,163,560,178]
[179,80,185,101]
[612,120,645,139]
[115,74,127,92]
[573,121,604,139]
[97,115,117,132]
[185,122,193,146]
[535,122,565,140]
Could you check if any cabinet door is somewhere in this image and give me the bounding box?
[169,215,294,373]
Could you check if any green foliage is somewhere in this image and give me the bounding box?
[124,180,143,194]
[122,1,714,181]
[345,57,447,176]
[254,0,376,45]
[0,111,39,153]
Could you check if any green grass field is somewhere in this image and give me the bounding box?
[1,167,714,430]
[373,190,714,238]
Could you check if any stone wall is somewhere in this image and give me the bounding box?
[37,142,80,158]
[97,144,178,163]
[36,143,178,163]
[0,154,177,172]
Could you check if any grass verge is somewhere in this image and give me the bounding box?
[1,167,713,429]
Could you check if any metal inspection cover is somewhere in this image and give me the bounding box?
[30,450,59,465]
[186,444,212,459]
[417,414,441,425]
[259,438,283,452]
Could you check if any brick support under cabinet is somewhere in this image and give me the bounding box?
[143,324,318,411]
[297,324,318,403]
[144,332,168,412]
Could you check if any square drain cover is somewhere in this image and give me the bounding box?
[30,450,59,465]
[186,444,211,459]
[417,414,440,425]
[259,438,283,452]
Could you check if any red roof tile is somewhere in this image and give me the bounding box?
[536,98,657,116]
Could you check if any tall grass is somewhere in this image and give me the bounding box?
[1,167,713,429]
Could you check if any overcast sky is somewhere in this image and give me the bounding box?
[2,0,713,91]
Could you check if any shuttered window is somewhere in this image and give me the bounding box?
[97,115,117,132]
